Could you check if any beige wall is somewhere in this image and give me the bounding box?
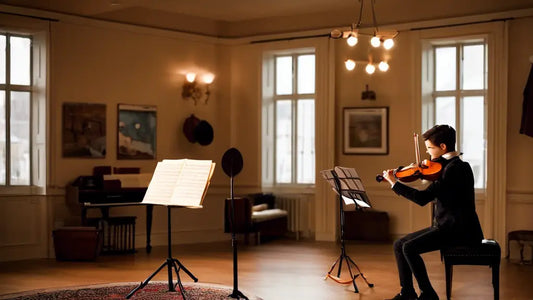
[1,9,533,261]
[506,17,533,233]
[49,21,240,250]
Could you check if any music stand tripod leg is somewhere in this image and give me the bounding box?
[126,206,198,299]
[347,255,374,287]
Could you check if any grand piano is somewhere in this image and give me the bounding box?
[66,171,154,253]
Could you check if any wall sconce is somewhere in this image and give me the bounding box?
[181,72,215,105]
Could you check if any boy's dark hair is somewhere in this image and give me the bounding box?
[422,125,456,152]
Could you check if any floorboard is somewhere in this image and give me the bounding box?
[0,238,532,299]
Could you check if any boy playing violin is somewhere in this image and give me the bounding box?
[381,125,484,300]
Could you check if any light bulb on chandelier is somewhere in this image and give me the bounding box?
[347,34,358,47]
[378,61,389,72]
[383,38,394,50]
[365,64,376,74]
[345,59,356,71]
[370,36,381,48]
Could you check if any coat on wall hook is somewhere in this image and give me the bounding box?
[362,84,376,100]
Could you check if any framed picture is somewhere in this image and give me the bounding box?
[117,104,157,160]
[343,107,388,155]
[62,102,106,158]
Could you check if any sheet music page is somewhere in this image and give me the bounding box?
[342,195,370,208]
[142,160,186,205]
[142,159,215,207]
[321,167,371,208]
[170,160,214,207]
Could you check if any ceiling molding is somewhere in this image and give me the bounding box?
[2,4,533,46]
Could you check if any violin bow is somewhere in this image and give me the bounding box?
[414,133,421,166]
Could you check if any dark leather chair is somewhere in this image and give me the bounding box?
[441,239,501,300]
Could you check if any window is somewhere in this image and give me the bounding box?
[428,41,487,189]
[0,33,32,186]
[263,52,316,186]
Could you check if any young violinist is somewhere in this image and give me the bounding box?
[381,125,484,300]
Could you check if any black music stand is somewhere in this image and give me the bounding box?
[126,206,198,299]
[321,167,374,293]
[222,148,248,299]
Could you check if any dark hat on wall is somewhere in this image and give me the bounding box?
[183,114,200,143]
[183,114,214,146]
[194,120,214,146]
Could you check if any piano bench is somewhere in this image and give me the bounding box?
[88,216,136,254]
[440,239,501,300]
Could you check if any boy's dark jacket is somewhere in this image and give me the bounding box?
[392,155,484,245]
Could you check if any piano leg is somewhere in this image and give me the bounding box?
[81,207,88,225]
[146,204,153,253]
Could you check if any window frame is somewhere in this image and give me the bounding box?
[263,50,316,188]
[0,27,47,195]
[1,32,33,187]
[425,39,488,191]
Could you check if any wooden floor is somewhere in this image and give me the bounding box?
[0,238,532,299]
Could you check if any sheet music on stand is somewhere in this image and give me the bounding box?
[142,159,216,207]
[321,166,371,209]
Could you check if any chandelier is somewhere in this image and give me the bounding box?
[330,0,398,74]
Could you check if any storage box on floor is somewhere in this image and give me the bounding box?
[53,226,102,261]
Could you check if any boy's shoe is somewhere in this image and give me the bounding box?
[386,293,418,300]
[418,291,439,300]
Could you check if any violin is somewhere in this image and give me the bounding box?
[376,133,442,183]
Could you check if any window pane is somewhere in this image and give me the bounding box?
[435,96,456,128]
[0,91,5,184]
[462,44,484,90]
[276,56,292,95]
[10,36,31,86]
[297,99,315,184]
[10,91,30,185]
[297,55,315,94]
[276,100,292,183]
[461,96,485,189]
[0,35,5,84]
[435,47,456,91]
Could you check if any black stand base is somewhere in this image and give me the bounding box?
[229,289,249,299]
[126,257,198,299]
[326,251,374,293]
[126,207,198,299]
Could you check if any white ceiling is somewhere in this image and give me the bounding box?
[1,0,533,37]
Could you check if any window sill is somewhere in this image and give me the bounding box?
[0,186,57,196]
[262,184,315,195]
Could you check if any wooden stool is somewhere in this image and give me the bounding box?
[506,230,533,264]
[441,239,501,300]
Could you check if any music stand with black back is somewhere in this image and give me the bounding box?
[321,166,374,293]
[222,148,248,300]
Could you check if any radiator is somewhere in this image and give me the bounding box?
[275,194,311,240]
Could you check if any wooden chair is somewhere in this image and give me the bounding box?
[441,239,501,300]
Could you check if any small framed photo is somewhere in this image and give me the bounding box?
[117,104,157,160]
[343,107,388,155]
